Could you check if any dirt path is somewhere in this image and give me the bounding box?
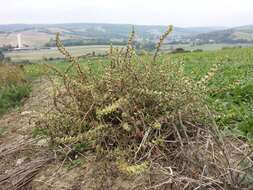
[0,78,54,190]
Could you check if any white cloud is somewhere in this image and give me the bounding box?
[0,0,252,26]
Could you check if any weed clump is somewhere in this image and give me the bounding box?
[0,63,26,87]
[40,26,205,158]
[37,26,253,189]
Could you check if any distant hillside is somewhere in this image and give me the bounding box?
[0,23,225,47]
[193,25,253,43]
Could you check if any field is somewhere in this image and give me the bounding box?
[162,43,253,51]
[4,42,253,62]
[4,45,122,61]
[1,43,253,189]
[172,48,253,140]
[0,31,56,48]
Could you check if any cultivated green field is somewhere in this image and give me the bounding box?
[162,43,253,52]
[171,47,253,141]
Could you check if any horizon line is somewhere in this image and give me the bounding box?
[0,21,241,28]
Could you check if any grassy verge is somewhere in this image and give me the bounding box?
[0,63,32,115]
[0,58,105,116]
[0,84,31,115]
[0,63,44,116]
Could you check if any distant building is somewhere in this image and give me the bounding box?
[17,34,23,49]
[13,33,32,51]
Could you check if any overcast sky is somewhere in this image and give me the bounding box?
[1,0,253,27]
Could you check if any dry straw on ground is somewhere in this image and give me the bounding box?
[0,156,53,190]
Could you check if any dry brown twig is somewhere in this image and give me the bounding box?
[0,156,53,190]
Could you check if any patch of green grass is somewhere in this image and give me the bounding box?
[32,127,49,138]
[65,158,84,171]
[0,127,6,137]
[170,47,253,141]
[212,84,253,141]
[0,84,31,115]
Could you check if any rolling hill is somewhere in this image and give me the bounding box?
[193,25,253,43]
[0,23,226,48]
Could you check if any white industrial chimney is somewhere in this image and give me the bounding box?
[17,33,22,49]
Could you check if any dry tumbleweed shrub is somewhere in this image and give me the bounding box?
[37,26,253,189]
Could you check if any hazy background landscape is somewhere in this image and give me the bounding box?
[1,0,253,61]
[1,23,253,61]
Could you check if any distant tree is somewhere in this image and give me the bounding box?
[143,42,156,51]
[171,48,190,54]
[135,41,156,51]
[0,50,4,62]
[4,57,11,62]
[192,49,203,52]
